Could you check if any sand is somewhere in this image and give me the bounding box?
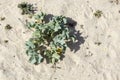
[0,0,120,80]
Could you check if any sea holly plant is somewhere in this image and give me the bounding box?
[25,12,76,64]
[18,2,35,15]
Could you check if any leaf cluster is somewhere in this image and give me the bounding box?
[18,2,34,15]
[25,12,76,64]
[94,10,103,18]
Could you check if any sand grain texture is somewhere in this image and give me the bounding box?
[0,0,120,80]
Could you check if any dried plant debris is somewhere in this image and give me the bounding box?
[94,42,102,46]
[94,10,103,18]
[4,40,8,43]
[118,10,120,13]
[18,2,35,15]
[110,0,114,3]
[116,0,119,4]
[28,14,33,18]
[110,0,119,4]
[0,17,5,21]
[5,24,12,30]
[80,25,84,29]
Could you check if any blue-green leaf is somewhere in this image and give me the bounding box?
[29,56,36,64]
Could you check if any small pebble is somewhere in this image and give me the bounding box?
[0,17,5,21]
[4,40,8,43]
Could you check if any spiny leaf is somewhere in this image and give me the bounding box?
[26,40,35,49]
[29,55,36,64]
[36,54,43,64]
[52,53,60,59]
[34,12,45,21]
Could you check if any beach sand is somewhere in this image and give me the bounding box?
[0,0,120,80]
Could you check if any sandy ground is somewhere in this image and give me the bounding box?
[0,0,120,80]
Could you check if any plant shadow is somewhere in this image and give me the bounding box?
[44,14,54,23]
[44,14,85,63]
[45,14,85,53]
[66,17,85,53]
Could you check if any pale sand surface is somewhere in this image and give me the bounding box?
[0,0,120,80]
